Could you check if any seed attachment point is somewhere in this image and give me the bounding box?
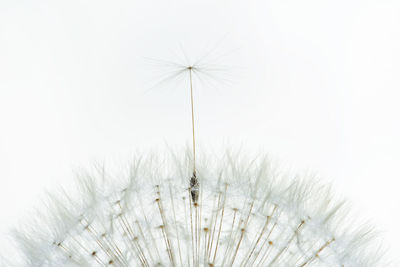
[190,172,199,203]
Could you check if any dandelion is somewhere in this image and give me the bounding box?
[9,152,385,266]
[6,47,388,266]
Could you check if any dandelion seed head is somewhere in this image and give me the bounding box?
[6,151,387,266]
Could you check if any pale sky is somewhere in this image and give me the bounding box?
[1,0,400,263]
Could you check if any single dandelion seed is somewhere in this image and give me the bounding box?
[188,65,199,204]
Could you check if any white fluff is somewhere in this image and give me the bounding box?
[7,151,386,266]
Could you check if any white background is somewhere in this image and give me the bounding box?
[1,0,399,263]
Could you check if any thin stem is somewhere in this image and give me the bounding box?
[189,66,199,204]
[189,67,196,175]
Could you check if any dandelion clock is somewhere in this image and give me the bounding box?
[5,50,388,267]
